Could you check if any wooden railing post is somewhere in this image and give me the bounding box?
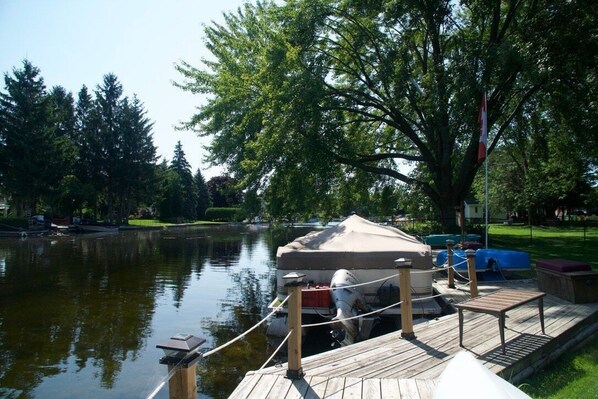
[395,258,415,340]
[465,249,479,298]
[156,334,205,399]
[446,239,455,289]
[283,272,305,379]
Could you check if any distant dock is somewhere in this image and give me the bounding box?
[230,277,598,398]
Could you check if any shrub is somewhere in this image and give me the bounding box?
[205,207,243,222]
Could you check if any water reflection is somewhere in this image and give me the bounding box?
[0,225,312,399]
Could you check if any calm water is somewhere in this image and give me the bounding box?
[0,225,311,399]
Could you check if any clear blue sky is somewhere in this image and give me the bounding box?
[0,0,248,178]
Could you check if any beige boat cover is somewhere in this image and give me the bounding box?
[276,215,432,270]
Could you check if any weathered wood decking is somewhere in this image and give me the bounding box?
[230,276,598,398]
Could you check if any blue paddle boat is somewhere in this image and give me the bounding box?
[436,248,531,272]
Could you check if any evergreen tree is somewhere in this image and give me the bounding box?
[46,86,78,209]
[194,168,211,220]
[94,73,123,221]
[0,60,66,215]
[169,141,197,220]
[116,96,157,223]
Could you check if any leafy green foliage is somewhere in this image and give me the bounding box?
[178,0,596,227]
[205,207,243,222]
[207,176,242,208]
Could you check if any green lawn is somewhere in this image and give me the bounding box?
[488,223,598,269]
[126,219,222,227]
[485,223,598,396]
[518,335,598,399]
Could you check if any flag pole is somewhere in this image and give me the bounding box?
[478,92,489,249]
[484,129,488,249]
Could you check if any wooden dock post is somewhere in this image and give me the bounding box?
[446,240,455,289]
[395,258,415,340]
[283,272,305,379]
[465,249,479,297]
[156,334,205,399]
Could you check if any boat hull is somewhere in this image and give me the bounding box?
[77,224,119,233]
[436,248,531,272]
[273,266,438,318]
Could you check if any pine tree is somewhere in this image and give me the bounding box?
[194,168,211,219]
[169,141,198,220]
[0,60,62,215]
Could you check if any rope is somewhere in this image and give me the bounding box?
[202,293,292,358]
[146,293,292,399]
[302,268,442,293]
[301,273,400,292]
[258,330,292,371]
[146,356,187,399]
[302,299,404,328]
[412,292,449,302]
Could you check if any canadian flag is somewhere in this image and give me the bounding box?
[477,93,487,163]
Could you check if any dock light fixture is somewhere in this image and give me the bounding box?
[156,333,206,368]
[282,272,306,287]
[394,258,412,268]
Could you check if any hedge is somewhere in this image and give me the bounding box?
[205,207,243,222]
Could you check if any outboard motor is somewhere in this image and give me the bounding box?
[329,269,369,346]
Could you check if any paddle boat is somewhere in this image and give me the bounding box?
[436,248,531,273]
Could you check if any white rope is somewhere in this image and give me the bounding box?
[302,273,400,292]
[146,356,186,399]
[145,294,292,399]
[202,293,292,358]
[302,299,404,328]
[258,330,292,370]
[412,292,449,302]
[415,267,446,274]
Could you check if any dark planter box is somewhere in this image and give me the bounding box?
[536,259,598,304]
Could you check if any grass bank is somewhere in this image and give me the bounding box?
[489,223,598,269]
[127,219,222,227]
[518,335,598,398]
[485,223,598,396]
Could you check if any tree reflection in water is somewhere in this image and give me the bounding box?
[0,225,315,398]
[197,268,271,399]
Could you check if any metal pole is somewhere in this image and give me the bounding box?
[485,142,489,249]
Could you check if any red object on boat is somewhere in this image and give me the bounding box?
[302,285,331,308]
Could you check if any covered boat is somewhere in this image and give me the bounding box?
[269,215,439,335]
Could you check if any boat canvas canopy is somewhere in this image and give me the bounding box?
[277,215,432,270]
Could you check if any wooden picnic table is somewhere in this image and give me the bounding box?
[455,288,546,354]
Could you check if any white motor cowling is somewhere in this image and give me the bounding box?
[330,269,369,346]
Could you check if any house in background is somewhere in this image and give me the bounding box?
[463,199,483,222]
[0,195,9,217]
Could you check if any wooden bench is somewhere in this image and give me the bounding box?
[455,289,545,354]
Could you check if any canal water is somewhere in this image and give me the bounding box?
[0,224,315,399]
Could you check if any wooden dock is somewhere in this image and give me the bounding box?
[230,276,598,398]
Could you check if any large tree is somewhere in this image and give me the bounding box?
[177,0,596,227]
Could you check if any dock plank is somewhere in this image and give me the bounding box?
[230,278,598,399]
[379,378,400,399]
